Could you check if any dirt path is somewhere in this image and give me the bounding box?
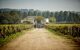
[0,28,80,50]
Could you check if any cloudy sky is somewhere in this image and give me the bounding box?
[0,0,80,11]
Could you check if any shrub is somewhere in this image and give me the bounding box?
[0,24,33,38]
[45,24,80,37]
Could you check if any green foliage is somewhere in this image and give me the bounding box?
[35,16,44,22]
[0,9,80,24]
[0,10,21,24]
[0,24,33,38]
[0,24,33,46]
[0,32,22,46]
[49,17,56,23]
[45,24,80,37]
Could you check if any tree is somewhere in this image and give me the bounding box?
[49,17,56,23]
[35,16,44,22]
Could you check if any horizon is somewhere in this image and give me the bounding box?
[0,8,80,12]
[0,0,80,12]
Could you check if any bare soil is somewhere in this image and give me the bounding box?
[0,28,80,50]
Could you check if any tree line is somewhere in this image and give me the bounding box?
[0,8,80,24]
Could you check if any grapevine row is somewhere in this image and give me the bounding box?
[0,24,33,38]
[45,24,80,37]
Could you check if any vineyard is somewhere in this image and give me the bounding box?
[0,24,33,46]
[45,24,80,42]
